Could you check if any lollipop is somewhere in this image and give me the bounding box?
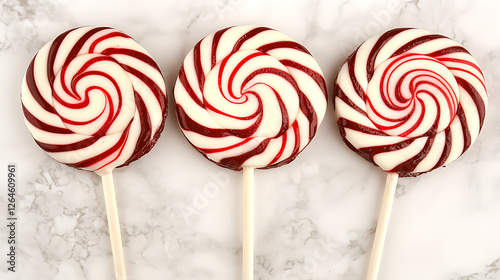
[334,28,487,280]
[21,26,167,280]
[174,25,327,279]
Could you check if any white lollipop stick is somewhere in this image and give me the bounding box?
[243,166,255,280]
[366,172,398,280]
[101,172,127,280]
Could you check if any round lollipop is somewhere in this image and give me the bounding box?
[174,25,327,279]
[334,27,488,280]
[21,26,167,280]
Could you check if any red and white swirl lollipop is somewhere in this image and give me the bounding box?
[334,28,487,280]
[21,26,167,280]
[174,25,327,280]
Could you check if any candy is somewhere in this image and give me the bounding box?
[21,26,167,280]
[334,27,487,177]
[21,26,167,175]
[174,25,327,170]
[333,28,488,280]
[174,26,327,280]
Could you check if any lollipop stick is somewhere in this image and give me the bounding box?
[243,166,255,280]
[366,172,398,280]
[101,172,127,280]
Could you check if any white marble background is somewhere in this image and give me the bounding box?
[1,0,500,279]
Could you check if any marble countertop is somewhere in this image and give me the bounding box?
[1,0,500,279]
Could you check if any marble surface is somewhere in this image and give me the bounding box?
[1,0,500,279]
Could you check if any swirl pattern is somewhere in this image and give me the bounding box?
[21,26,167,175]
[334,28,487,177]
[174,26,327,170]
